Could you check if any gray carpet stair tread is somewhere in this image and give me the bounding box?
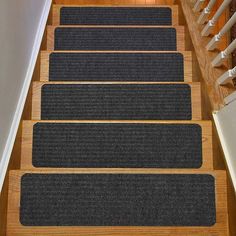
[32,123,202,168]
[41,84,192,120]
[49,53,184,82]
[54,27,177,51]
[20,174,216,226]
[60,7,172,25]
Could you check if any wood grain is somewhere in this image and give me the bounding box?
[40,50,192,82]
[7,169,229,236]
[52,5,179,26]
[46,25,185,51]
[53,0,175,5]
[21,120,213,170]
[31,81,202,120]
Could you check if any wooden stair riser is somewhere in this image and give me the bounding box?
[53,1,176,6]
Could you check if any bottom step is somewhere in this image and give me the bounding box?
[7,170,228,236]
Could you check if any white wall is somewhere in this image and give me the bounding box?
[0,0,51,191]
[214,101,236,194]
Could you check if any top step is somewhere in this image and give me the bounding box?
[52,5,179,26]
[53,1,176,5]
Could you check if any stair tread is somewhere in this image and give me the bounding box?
[53,1,176,6]
[47,26,185,51]
[32,82,201,120]
[7,170,228,235]
[40,51,192,82]
[41,51,192,82]
[21,120,213,170]
[52,5,178,26]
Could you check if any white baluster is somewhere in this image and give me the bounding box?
[193,0,205,12]
[201,0,232,36]
[212,39,236,67]
[224,90,236,104]
[207,12,236,50]
[217,66,236,84]
[197,0,217,24]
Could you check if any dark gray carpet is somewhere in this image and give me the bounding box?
[32,123,202,168]
[20,174,216,226]
[49,53,184,82]
[41,84,192,120]
[60,7,172,25]
[54,27,177,51]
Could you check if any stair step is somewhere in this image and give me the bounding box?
[7,170,228,235]
[54,1,176,5]
[32,82,201,120]
[52,5,178,26]
[41,51,192,82]
[21,120,213,169]
[47,26,185,51]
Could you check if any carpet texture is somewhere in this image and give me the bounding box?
[54,27,177,51]
[49,53,184,82]
[60,7,172,25]
[41,84,192,120]
[20,174,216,226]
[32,123,202,168]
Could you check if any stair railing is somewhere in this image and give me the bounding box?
[183,0,236,200]
[201,0,232,36]
[191,0,236,104]
[198,0,217,24]
[193,0,206,12]
[212,39,236,67]
[207,12,236,50]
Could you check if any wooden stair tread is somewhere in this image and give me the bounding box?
[21,120,212,170]
[40,50,192,82]
[53,1,176,6]
[52,4,179,26]
[7,169,228,236]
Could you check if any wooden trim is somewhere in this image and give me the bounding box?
[46,25,185,51]
[52,5,179,26]
[40,50,192,82]
[7,169,228,236]
[31,81,202,120]
[21,120,213,170]
[53,1,175,5]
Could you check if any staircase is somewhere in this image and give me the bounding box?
[6,2,229,236]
